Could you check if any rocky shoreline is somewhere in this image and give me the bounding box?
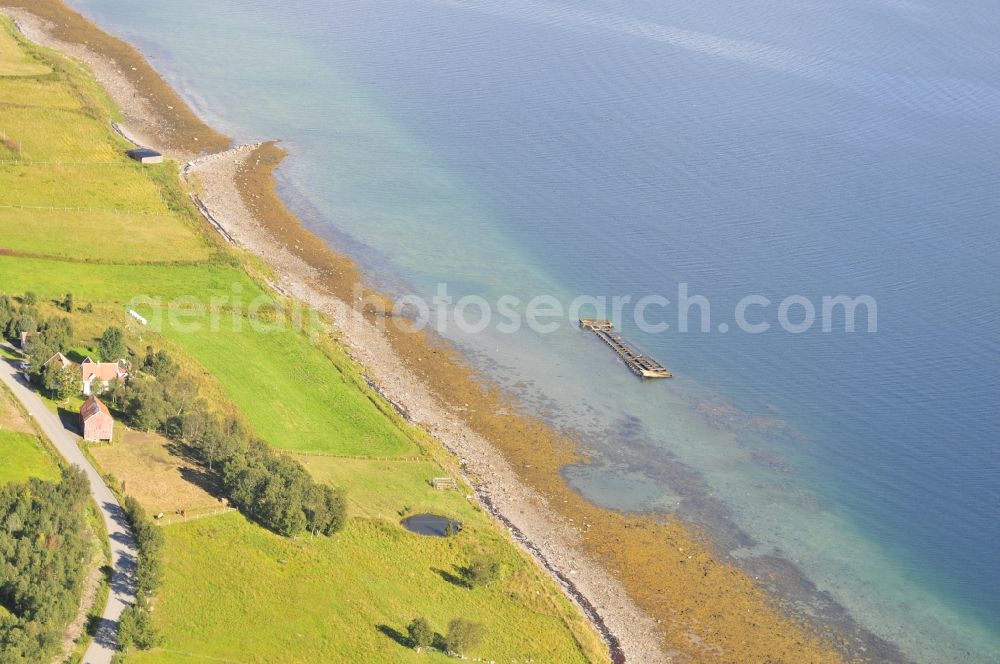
[184,145,670,662]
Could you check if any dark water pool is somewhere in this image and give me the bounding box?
[401,513,461,537]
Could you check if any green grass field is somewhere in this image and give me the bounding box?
[0,77,81,109]
[0,19,214,266]
[131,513,604,664]
[0,17,608,663]
[0,22,49,76]
[0,257,265,303]
[0,429,60,484]
[0,105,122,161]
[0,163,172,210]
[156,320,417,457]
[295,455,470,520]
[0,207,211,262]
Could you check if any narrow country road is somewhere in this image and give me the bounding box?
[0,349,136,664]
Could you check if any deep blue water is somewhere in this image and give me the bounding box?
[68,0,1000,659]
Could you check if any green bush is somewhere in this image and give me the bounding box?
[445,618,485,656]
[98,325,126,361]
[117,603,161,652]
[407,616,433,649]
[464,554,502,588]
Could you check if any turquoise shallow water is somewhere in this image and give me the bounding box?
[68,0,1000,660]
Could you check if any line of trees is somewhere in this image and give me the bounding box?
[115,496,164,656]
[0,468,91,662]
[111,345,346,538]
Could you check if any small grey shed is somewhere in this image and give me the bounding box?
[126,148,163,164]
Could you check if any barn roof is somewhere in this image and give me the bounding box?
[127,148,162,160]
[80,395,111,422]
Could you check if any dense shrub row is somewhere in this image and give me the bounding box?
[0,468,90,662]
[115,496,165,655]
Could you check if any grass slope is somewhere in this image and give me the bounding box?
[0,257,265,303]
[0,76,81,109]
[0,105,121,161]
[0,21,49,76]
[0,429,59,484]
[0,208,211,263]
[132,513,602,664]
[158,321,416,457]
[295,455,468,521]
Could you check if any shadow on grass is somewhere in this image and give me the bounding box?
[65,349,89,364]
[164,440,227,500]
[164,440,200,464]
[376,624,412,649]
[56,406,81,434]
[177,465,226,501]
[431,565,470,589]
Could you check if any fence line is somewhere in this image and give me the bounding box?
[0,203,163,216]
[0,159,139,166]
[153,648,247,663]
[290,451,427,462]
[154,506,236,527]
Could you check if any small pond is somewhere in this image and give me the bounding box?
[401,513,462,537]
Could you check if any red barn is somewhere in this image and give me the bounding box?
[80,396,113,442]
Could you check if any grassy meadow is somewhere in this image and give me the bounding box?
[0,258,264,303]
[0,22,48,76]
[0,428,59,484]
[294,455,471,520]
[154,320,418,457]
[0,15,608,663]
[0,207,211,262]
[0,377,59,484]
[0,105,120,160]
[131,513,604,664]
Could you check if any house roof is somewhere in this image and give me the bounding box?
[81,360,126,382]
[80,396,111,422]
[44,352,72,369]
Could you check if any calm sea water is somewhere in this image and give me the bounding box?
[69,0,1000,660]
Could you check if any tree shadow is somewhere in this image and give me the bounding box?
[376,624,412,649]
[65,349,89,364]
[164,440,200,464]
[177,465,226,501]
[85,613,103,637]
[431,565,470,589]
[91,617,118,649]
[56,406,81,435]
[164,440,227,500]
